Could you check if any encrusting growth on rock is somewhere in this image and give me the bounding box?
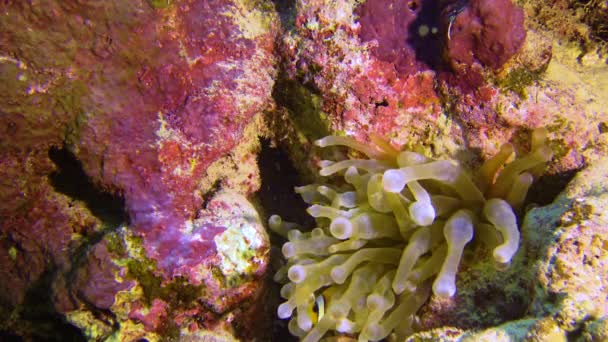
[269,128,552,341]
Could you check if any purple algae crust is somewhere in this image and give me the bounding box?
[0,0,277,340]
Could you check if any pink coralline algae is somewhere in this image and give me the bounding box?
[279,0,599,173]
[0,151,102,309]
[442,0,526,71]
[54,240,135,313]
[356,0,525,77]
[280,0,530,146]
[73,0,277,280]
[356,0,443,75]
[0,0,277,340]
[1,0,607,340]
[128,299,170,332]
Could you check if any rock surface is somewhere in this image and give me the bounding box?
[1,0,607,340]
[276,0,605,174]
[0,0,277,340]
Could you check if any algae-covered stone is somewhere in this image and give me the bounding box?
[405,326,465,341]
[580,317,608,342]
[59,191,272,341]
[523,157,608,332]
[211,191,270,282]
[460,319,538,342]
[407,317,568,342]
[66,310,114,341]
[524,317,567,342]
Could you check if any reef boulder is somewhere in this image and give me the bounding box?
[0,0,277,340]
[277,0,603,176]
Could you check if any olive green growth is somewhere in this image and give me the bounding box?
[146,0,172,9]
[121,235,202,306]
[498,67,545,99]
[105,229,204,339]
[274,78,332,141]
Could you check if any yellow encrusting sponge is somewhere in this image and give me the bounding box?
[272,129,552,341]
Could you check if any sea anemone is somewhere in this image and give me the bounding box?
[270,129,552,341]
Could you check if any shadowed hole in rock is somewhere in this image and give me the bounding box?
[256,138,309,342]
[375,99,389,107]
[256,138,314,230]
[472,283,528,327]
[19,269,87,342]
[271,0,297,31]
[525,168,581,208]
[408,0,420,11]
[0,331,23,342]
[48,146,128,227]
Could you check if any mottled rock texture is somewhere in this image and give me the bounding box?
[1,0,607,340]
[442,0,526,70]
[1,0,277,340]
[277,0,604,176]
[524,157,608,334]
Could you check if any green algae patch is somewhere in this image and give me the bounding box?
[111,230,203,308]
[104,228,204,340]
[581,317,608,342]
[273,77,333,142]
[523,157,608,334]
[125,257,202,308]
[452,249,532,328]
[146,0,172,9]
[105,229,127,256]
[66,310,114,341]
[8,246,17,261]
[498,67,544,99]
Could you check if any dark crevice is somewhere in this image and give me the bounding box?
[471,283,528,327]
[356,0,445,75]
[375,99,389,107]
[19,268,86,342]
[256,138,310,342]
[525,168,581,208]
[405,0,444,71]
[10,147,130,342]
[0,331,23,342]
[272,0,297,32]
[46,146,129,336]
[256,138,313,230]
[48,146,127,227]
[200,178,223,211]
[272,75,331,141]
